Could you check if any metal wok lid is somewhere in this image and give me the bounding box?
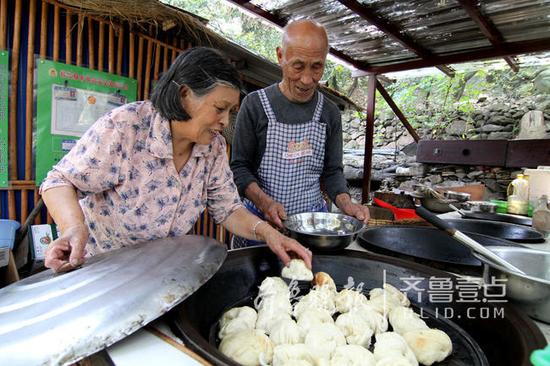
[0,235,226,366]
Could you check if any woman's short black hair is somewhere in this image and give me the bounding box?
[150,47,242,121]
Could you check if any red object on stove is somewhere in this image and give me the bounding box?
[373,198,419,220]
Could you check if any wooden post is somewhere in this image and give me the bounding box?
[39,1,48,57]
[362,74,376,203]
[87,17,95,69]
[76,13,83,66]
[116,25,124,75]
[0,0,7,50]
[98,21,104,71]
[137,36,144,100]
[163,45,169,72]
[8,0,23,219]
[108,24,114,74]
[144,38,153,99]
[53,4,59,61]
[376,80,420,142]
[128,31,135,78]
[65,9,72,64]
[153,44,161,82]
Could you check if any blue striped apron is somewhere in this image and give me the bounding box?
[232,88,327,248]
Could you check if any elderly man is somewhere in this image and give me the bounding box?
[230,19,370,247]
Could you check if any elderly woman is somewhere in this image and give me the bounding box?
[41,47,312,273]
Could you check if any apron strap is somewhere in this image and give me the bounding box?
[312,91,324,124]
[258,89,277,124]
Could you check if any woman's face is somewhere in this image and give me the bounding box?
[176,84,239,145]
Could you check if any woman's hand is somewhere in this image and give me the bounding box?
[260,224,313,269]
[45,224,89,273]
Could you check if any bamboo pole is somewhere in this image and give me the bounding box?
[76,13,83,66]
[144,38,153,99]
[8,0,22,220]
[108,24,114,74]
[153,44,161,82]
[65,9,72,64]
[53,4,59,61]
[163,45,169,72]
[128,31,135,78]
[171,38,177,63]
[87,17,95,69]
[0,0,6,50]
[22,0,38,223]
[116,25,123,75]
[137,36,144,100]
[40,1,48,57]
[98,21,104,71]
[34,188,40,224]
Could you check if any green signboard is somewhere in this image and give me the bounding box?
[35,59,137,185]
[0,51,8,188]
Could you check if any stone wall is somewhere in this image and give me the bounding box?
[342,68,550,202]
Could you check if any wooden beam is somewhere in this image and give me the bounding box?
[225,0,372,72]
[457,0,519,72]
[336,0,454,77]
[361,37,550,74]
[376,81,420,142]
[362,74,376,203]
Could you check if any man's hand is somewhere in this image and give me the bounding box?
[336,193,370,223]
[45,224,89,273]
[259,198,287,229]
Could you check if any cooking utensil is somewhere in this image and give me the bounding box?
[446,218,545,243]
[171,247,546,366]
[0,235,227,366]
[468,201,498,213]
[472,246,550,323]
[444,190,471,202]
[416,206,526,274]
[449,203,533,227]
[283,212,364,251]
[357,226,521,273]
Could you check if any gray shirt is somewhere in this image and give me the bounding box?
[230,84,349,202]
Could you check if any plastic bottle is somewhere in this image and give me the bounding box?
[507,174,529,215]
[532,195,550,238]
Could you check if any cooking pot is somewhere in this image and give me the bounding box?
[472,246,550,323]
[283,212,364,251]
[170,247,546,366]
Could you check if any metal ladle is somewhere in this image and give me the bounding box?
[416,206,526,275]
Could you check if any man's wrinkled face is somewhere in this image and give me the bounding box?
[277,40,327,103]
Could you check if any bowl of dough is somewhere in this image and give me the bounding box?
[283,212,364,251]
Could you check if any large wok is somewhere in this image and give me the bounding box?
[170,247,545,366]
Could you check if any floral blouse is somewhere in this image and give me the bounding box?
[40,101,243,256]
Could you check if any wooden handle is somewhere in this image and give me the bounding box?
[145,326,212,366]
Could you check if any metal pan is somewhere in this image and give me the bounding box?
[445,218,545,243]
[357,226,521,274]
[459,211,533,227]
[171,247,546,366]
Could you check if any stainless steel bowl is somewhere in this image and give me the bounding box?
[472,246,550,323]
[283,212,364,251]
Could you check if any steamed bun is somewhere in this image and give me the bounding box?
[304,323,346,360]
[218,306,257,339]
[272,344,318,366]
[313,272,337,292]
[256,308,292,335]
[335,311,374,347]
[269,318,303,345]
[259,277,290,298]
[388,306,429,335]
[330,345,376,366]
[296,308,334,337]
[293,288,337,317]
[335,289,368,313]
[373,332,418,366]
[403,328,452,365]
[281,259,314,281]
[219,329,273,366]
